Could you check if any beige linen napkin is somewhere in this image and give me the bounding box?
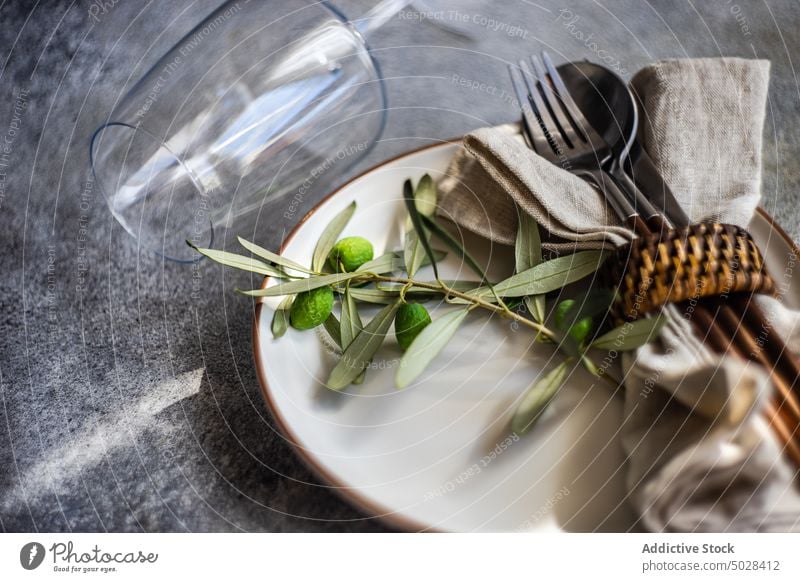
[437,58,800,532]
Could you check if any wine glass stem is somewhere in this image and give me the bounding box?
[351,0,411,39]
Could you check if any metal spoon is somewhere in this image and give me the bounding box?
[555,61,671,225]
[559,61,692,227]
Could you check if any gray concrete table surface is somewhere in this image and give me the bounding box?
[1,0,798,532]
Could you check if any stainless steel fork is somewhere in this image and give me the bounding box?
[509,53,645,230]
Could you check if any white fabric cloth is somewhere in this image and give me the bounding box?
[437,58,800,531]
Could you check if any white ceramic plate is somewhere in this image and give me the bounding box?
[253,141,800,532]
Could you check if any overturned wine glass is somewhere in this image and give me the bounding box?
[90,0,428,262]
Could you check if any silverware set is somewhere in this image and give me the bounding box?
[509,51,800,466]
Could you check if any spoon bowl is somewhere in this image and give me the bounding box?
[557,60,669,221]
[565,60,691,226]
[557,61,637,160]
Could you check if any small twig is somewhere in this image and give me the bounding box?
[373,274,558,342]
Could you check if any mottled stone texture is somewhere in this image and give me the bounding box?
[1,0,798,532]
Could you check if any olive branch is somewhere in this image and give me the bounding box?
[189,175,665,435]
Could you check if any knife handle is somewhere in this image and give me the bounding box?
[611,166,663,224]
[627,147,691,228]
[624,214,651,236]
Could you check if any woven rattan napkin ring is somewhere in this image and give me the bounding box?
[605,222,775,321]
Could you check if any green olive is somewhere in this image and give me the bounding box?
[395,303,432,351]
[554,299,593,344]
[328,236,374,272]
[289,287,334,330]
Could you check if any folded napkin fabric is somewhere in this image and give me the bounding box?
[631,59,770,226]
[439,58,770,243]
[437,58,800,532]
[437,124,632,251]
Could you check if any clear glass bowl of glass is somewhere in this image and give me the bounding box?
[90,0,388,262]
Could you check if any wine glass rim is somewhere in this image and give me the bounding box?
[89,121,214,263]
[89,0,388,262]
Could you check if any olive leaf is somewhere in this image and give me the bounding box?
[590,315,667,351]
[404,226,427,278]
[357,252,404,274]
[340,286,363,348]
[347,286,439,304]
[421,214,488,283]
[312,201,356,272]
[327,301,401,390]
[400,242,448,277]
[403,178,435,278]
[414,174,437,217]
[347,287,405,304]
[188,243,289,278]
[323,313,343,347]
[514,212,541,272]
[470,251,608,299]
[580,354,602,378]
[511,360,571,435]
[403,179,439,279]
[396,308,470,389]
[341,285,367,384]
[271,295,294,339]
[238,272,362,297]
[514,212,545,323]
[524,298,546,324]
[237,236,317,275]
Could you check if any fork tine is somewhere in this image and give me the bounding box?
[530,54,580,148]
[517,59,563,158]
[507,64,545,152]
[541,51,594,142]
[542,51,663,220]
